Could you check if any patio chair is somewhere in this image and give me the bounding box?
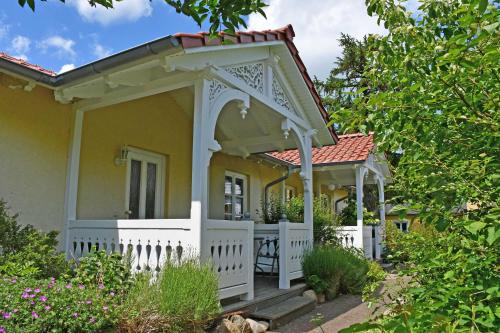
[254,237,279,276]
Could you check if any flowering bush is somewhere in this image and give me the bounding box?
[73,250,133,295]
[0,276,121,333]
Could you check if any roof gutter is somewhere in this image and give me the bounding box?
[0,35,183,88]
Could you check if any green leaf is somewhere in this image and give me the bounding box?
[464,222,486,235]
[478,0,488,14]
[483,22,499,33]
[486,227,500,245]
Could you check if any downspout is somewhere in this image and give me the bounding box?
[335,195,349,214]
[264,166,293,210]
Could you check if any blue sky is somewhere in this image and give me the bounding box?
[0,0,392,79]
[0,1,211,73]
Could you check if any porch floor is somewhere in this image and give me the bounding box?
[222,276,306,314]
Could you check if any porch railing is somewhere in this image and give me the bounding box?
[68,219,194,272]
[335,225,382,260]
[279,222,311,289]
[204,219,254,300]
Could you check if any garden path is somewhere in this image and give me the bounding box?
[270,273,406,333]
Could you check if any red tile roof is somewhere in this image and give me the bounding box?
[268,133,374,166]
[175,25,338,142]
[0,52,57,76]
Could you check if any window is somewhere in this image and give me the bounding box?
[125,148,165,219]
[394,220,409,233]
[224,171,247,220]
[285,185,296,202]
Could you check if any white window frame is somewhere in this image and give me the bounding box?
[394,220,409,233]
[125,147,166,219]
[224,171,248,221]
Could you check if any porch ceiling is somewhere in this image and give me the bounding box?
[216,98,299,157]
[314,164,380,187]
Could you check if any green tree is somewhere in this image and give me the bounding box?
[315,33,370,132]
[17,0,267,35]
[337,0,500,331]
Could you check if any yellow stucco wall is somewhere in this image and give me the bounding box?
[0,74,72,232]
[77,91,193,219]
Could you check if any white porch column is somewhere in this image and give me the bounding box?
[190,78,211,254]
[376,176,385,259]
[355,166,367,251]
[302,132,314,243]
[63,107,84,255]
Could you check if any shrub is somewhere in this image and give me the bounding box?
[258,194,285,224]
[361,261,386,303]
[303,245,369,299]
[73,250,133,295]
[0,276,121,333]
[0,200,70,279]
[118,258,221,333]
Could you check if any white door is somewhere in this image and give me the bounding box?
[125,148,165,219]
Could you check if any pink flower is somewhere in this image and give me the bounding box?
[44,305,51,311]
[13,309,18,313]
[109,291,115,297]
[72,312,79,318]
[78,284,85,290]
[98,284,105,290]
[2,312,11,320]
[24,288,32,293]
[30,301,35,305]
[34,288,41,293]
[85,300,92,305]
[11,278,17,284]
[32,311,39,319]
[89,317,96,323]
[29,294,36,298]
[39,296,48,302]
[0,326,5,333]
[21,292,29,299]
[102,306,109,311]
[65,283,72,289]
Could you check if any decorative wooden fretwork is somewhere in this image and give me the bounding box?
[272,76,296,114]
[224,62,264,94]
[208,79,228,105]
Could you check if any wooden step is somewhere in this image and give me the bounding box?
[222,283,308,314]
[249,295,316,329]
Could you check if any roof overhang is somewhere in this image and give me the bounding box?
[0,25,337,144]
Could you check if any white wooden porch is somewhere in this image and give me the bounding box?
[68,218,311,301]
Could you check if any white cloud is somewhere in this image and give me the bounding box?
[0,14,9,40]
[39,36,76,58]
[72,0,153,25]
[248,0,387,79]
[0,25,8,40]
[93,43,112,59]
[58,63,76,74]
[10,35,31,56]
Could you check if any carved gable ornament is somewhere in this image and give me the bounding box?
[223,61,299,116]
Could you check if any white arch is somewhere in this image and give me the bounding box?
[208,88,250,141]
[281,118,309,175]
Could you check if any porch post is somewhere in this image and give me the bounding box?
[63,107,84,256]
[190,78,211,255]
[302,132,314,243]
[376,176,385,259]
[355,166,367,251]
